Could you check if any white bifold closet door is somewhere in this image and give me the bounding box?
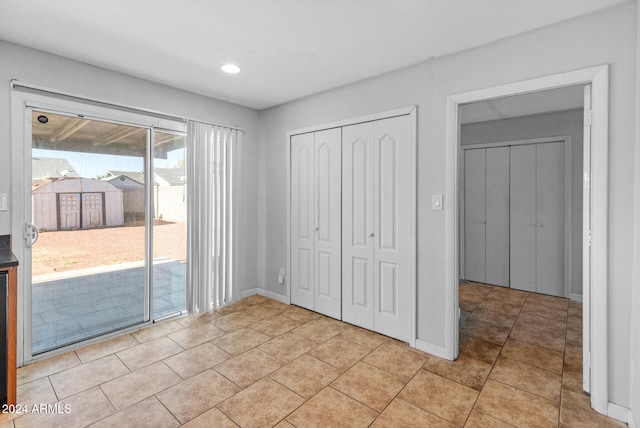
[464,147,510,287]
[290,128,342,319]
[342,115,412,341]
[510,142,565,296]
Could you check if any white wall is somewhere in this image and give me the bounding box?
[461,109,584,298]
[0,40,261,294]
[258,3,637,406]
[628,3,640,426]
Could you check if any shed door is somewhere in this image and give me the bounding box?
[58,193,80,230]
[82,193,104,229]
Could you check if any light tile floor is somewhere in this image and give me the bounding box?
[1,282,625,427]
[32,260,186,354]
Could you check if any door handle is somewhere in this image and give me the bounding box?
[25,223,39,248]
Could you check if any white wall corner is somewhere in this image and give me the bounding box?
[570,293,584,303]
[629,409,637,428]
[607,402,630,423]
[415,339,450,360]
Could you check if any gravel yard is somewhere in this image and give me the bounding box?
[32,221,186,276]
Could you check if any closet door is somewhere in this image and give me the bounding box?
[485,147,510,287]
[342,115,413,341]
[463,149,486,283]
[342,122,375,329]
[510,141,565,296]
[313,128,342,319]
[463,147,509,287]
[510,144,537,292]
[536,142,565,296]
[373,115,412,341]
[290,133,315,310]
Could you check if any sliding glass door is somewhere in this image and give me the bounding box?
[152,131,186,319]
[21,95,188,358]
[30,110,150,354]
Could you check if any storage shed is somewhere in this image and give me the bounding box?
[32,178,124,231]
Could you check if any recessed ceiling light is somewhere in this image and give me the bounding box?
[221,64,241,74]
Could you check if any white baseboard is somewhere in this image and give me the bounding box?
[240,287,289,304]
[607,402,630,423]
[570,293,583,302]
[415,339,450,360]
[241,288,258,298]
[629,410,636,428]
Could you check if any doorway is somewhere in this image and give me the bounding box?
[444,66,610,414]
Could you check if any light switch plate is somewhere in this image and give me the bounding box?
[0,194,7,211]
[432,194,443,210]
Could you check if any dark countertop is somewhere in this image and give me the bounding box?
[0,249,19,269]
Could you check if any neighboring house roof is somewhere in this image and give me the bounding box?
[105,170,145,184]
[102,175,144,189]
[32,157,81,180]
[154,168,185,186]
[103,168,185,186]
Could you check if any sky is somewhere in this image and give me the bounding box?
[33,148,184,179]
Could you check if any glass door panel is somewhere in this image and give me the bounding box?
[152,131,186,318]
[30,110,148,354]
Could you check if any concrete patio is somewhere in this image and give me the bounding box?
[31,259,185,354]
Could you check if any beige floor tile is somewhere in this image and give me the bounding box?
[100,361,181,411]
[258,332,317,362]
[292,318,346,343]
[17,377,57,407]
[175,312,218,328]
[398,370,477,426]
[89,396,179,428]
[15,387,115,428]
[562,346,584,393]
[525,293,569,311]
[75,334,139,363]
[363,341,427,380]
[560,390,624,427]
[0,420,13,428]
[371,398,456,428]
[509,318,566,352]
[218,378,305,428]
[163,342,231,379]
[501,339,564,374]
[157,369,240,423]
[422,353,492,391]
[49,354,130,399]
[475,299,523,318]
[520,301,568,323]
[489,357,562,402]
[460,316,512,345]
[458,334,502,364]
[213,311,260,332]
[338,326,388,350]
[212,327,271,355]
[308,337,370,371]
[181,407,238,428]
[286,387,377,428]
[516,311,567,333]
[17,352,81,385]
[274,420,295,428]
[485,288,528,306]
[475,379,559,427]
[132,320,186,343]
[566,323,582,348]
[281,306,322,322]
[465,409,516,427]
[331,362,406,411]
[168,322,225,349]
[244,303,287,319]
[249,315,302,337]
[270,354,341,398]
[116,336,183,372]
[239,294,270,305]
[466,309,518,330]
[214,348,284,388]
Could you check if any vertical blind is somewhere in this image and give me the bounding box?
[186,121,241,313]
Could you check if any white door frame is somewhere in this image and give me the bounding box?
[444,65,609,414]
[286,106,417,347]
